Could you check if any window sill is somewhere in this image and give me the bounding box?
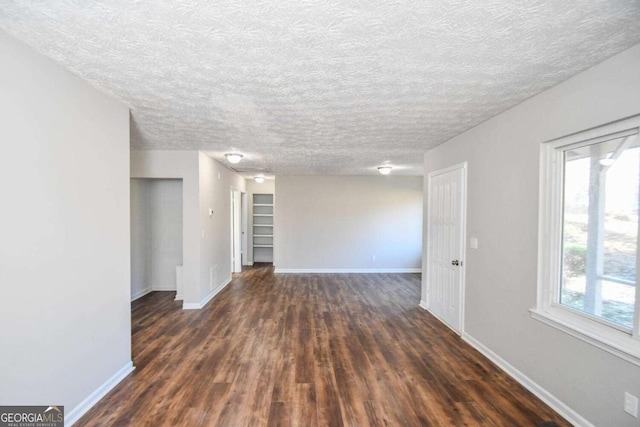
[530,307,640,367]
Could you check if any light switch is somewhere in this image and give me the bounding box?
[208,208,214,216]
[470,237,478,249]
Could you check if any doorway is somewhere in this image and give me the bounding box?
[130,178,184,301]
[424,163,467,334]
[241,192,248,266]
[230,188,243,273]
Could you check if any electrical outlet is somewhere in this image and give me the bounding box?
[371,254,376,261]
[624,392,638,417]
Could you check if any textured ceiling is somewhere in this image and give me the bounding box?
[2,1,640,175]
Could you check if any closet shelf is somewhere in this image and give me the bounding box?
[253,193,274,263]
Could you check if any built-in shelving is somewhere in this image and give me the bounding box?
[253,193,274,263]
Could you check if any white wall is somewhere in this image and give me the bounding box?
[131,151,200,305]
[246,177,276,194]
[0,31,132,421]
[130,179,151,300]
[130,151,246,307]
[198,152,246,303]
[130,179,183,300]
[422,43,640,426]
[274,175,422,272]
[246,178,276,265]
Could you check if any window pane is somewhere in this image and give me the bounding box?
[560,136,639,330]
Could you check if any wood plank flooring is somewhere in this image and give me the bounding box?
[77,264,569,426]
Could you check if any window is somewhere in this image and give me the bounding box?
[533,115,640,366]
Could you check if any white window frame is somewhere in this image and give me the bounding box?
[531,114,640,367]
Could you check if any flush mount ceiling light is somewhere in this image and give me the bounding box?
[254,176,265,183]
[225,153,243,164]
[378,166,392,175]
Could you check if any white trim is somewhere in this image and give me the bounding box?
[181,302,201,310]
[427,161,468,177]
[459,165,467,335]
[419,300,429,311]
[531,308,640,367]
[231,187,243,274]
[544,115,639,147]
[536,114,640,364]
[274,268,421,274]
[151,286,177,291]
[424,162,467,335]
[461,333,594,427]
[66,361,135,426]
[131,287,151,301]
[182,275,232,310]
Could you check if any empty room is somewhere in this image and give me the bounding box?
[1,2,640,426]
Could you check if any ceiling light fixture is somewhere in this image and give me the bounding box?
[225,153,243,164]
[254,176,265,184]
[378,166,392,175]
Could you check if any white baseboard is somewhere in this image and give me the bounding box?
[182,276,232,310]
[461,333,594,427]
[274,268,422,274]
[182,302,200,310]
[419,300,429,310]
[152,286,177,292]
[131,287,151,301]
[66,361,134,426]
[174,293,183,301]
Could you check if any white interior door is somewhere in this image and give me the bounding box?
[426,163,466,333]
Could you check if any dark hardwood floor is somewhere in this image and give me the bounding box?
[78,264,569,426]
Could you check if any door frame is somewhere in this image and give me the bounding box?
[422,162,468,335]
[241,192,248,266]
[230,187,243,273]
